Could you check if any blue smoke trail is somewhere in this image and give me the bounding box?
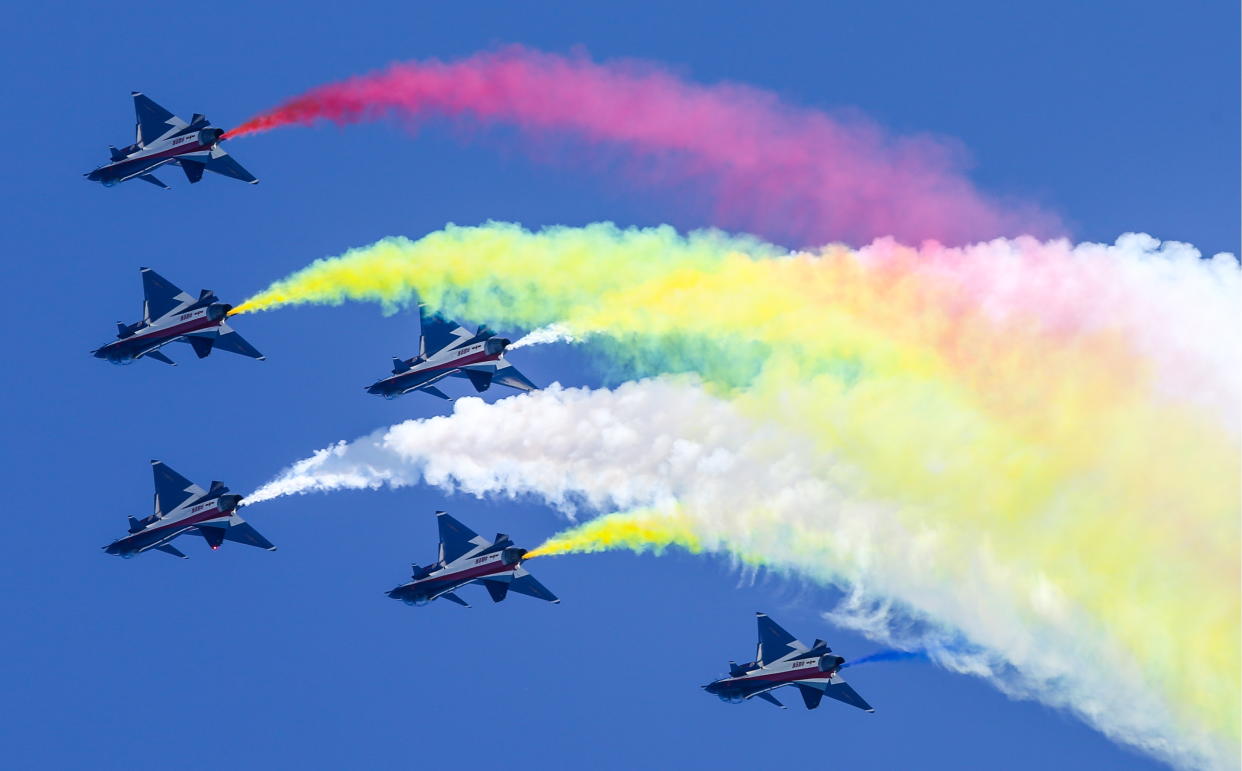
[842,649,929,668]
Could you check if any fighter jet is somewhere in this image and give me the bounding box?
[387,511,559,607]
[703,613,875,712]
[103,460,277,559]
[92,268,263,366]
[85,92,257,189]
[366,306,537,400]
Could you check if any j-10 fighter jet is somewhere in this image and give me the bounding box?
[387,511,559,607]
[92,268,263,366]
[366,307,537,400]
[703,613,875,712]
[103,461,277,559]
[85,92,257,189]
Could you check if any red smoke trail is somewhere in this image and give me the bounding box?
[226,46,1060,245]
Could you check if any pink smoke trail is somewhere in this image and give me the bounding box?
[225,46,1061,245]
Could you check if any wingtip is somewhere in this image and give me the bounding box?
[267,547,278,552]
[257,356,267,361]
[149,459,161,465]
[249,180,259,185]
[131,90,141,96]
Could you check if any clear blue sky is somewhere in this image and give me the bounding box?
[2,2,1236,769]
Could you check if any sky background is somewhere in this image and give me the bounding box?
[1,2,1237,769]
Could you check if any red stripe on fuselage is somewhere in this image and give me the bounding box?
[416,559,515,587]
[422,350,496,372]
[102,316,218,354]
[105,140,213,175]
[381,351,499,388]
[121,505,228,549]
[733,667,833,686]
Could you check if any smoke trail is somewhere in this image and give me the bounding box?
[236,222,1239,767]
[229,222,1241,428]
[524,507,702,559]
[508,323,577,350]
[245,376,1238,770]
[224,47,1058,245]
[841,649,930,669]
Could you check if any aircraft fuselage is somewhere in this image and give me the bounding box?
[94,303,230,363]
[368,339,508,398]
[704,653,846,702]
[86,129,223,186]
[388,546,526,604]
[104,495,236,557]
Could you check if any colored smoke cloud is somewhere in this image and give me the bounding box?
[230,222,1241,430]
[225,47,1060,245]
[237,222,1239,769]
[246,379,1237,770]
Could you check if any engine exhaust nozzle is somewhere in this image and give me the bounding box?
[500,546,528,565]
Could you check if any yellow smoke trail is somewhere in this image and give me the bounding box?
[233,222,1239,765]
[524,507,703,559]
[227,224,781,319]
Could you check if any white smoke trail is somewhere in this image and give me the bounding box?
[247,380,1230,769]
[507,323,579,350]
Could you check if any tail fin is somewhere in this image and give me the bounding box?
[197,526,227,550]
[483,580,510,603]
[507,565,560,603]
[189,337,213,359]
[180,160,205,184]
[796,683,826,710]
[217,515,277,551]
[464,369,492,392]
[142,350,176,366]
[137,174,169,190]
[824,675,875,713]
[490,360,537,392]
[203,146,258,184]
[206,323,264,360]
